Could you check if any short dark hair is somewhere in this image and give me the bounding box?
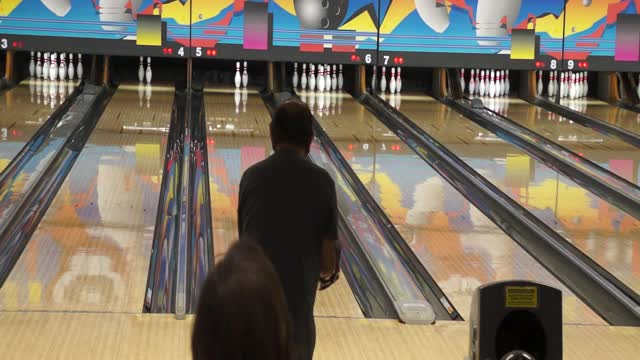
[270,101,314,149]
[192,239,293,360]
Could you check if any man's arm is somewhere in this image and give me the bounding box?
[319,178,340,287]
[320,237,339,278]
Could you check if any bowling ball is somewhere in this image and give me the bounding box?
[294,0,349,30]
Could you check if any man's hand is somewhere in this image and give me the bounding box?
[319,237,340,290]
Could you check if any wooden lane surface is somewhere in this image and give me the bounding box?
[1,311,638,359]
[307,94,604,325]
[0,84,173,313]
[394,94,640,306]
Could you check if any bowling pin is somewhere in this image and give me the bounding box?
[468,69,476,96]
[234,61,241,88]
[583,71,589,98]
[569,73,576,99]
[301,63,308,90]
[36,52,42,78]
[324,64,330,91]
[59,53,66,81]
[317,65,325,92]
[495,70,502,96]
[460,68,466,94]
[138,56,145,83]
[389,68,397,93]
[309,64,316,91]
[43,53,49,80]
[77,54,83,80]
[536,70,542,96]
[380,66,387,93]
[331,65,337,91]
[500,70,506,96]
[577,73,583,98]
[29,51,35,77]
[471,69,480,95]
[50,53,57,81]
[548,71,555,97]
[479,70,486,97]
[489,70,495,97]
[146,57,152,84]
[67,53,74,81]
[338,64,344,90]
[576,72,583,98]
[242,61,248,87]
[371,66,377,92]
[505,70,510,96]
[293,62,299,89]
[396,67,402,93]
[559,72,565,98]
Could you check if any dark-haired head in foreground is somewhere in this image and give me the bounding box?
[270,100,314,155]
[192,240,293,360]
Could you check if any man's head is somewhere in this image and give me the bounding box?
[270,101,314,154]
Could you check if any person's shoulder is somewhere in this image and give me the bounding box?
[306,162,335,188]
[241,157,271,182]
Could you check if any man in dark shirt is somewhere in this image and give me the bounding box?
[238,101,339,360]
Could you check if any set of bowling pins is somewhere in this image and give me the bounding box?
[137,57,153,84]
[537,70,589,100]
[29,51,82,81]
[464,68,510,98]
[294,63,343,92]
[299,89,343,117]
[234,61,249,88]
[376,66,402,94]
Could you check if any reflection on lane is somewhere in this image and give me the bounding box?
[301,90,604,324]
[0,83,172,312]
[396,94,640,299]
[204,88,362,318]
[559,97,640,136]
[479,96,639,185]
[0,80,67,173]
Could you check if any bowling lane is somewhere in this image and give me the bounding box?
[204,88,363,318]
[394,94,640,299]
[481,96,639,185]
[0,83,173,312]
[302,91,604,324]
[558,97,640,136]
[0,79,71,173]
